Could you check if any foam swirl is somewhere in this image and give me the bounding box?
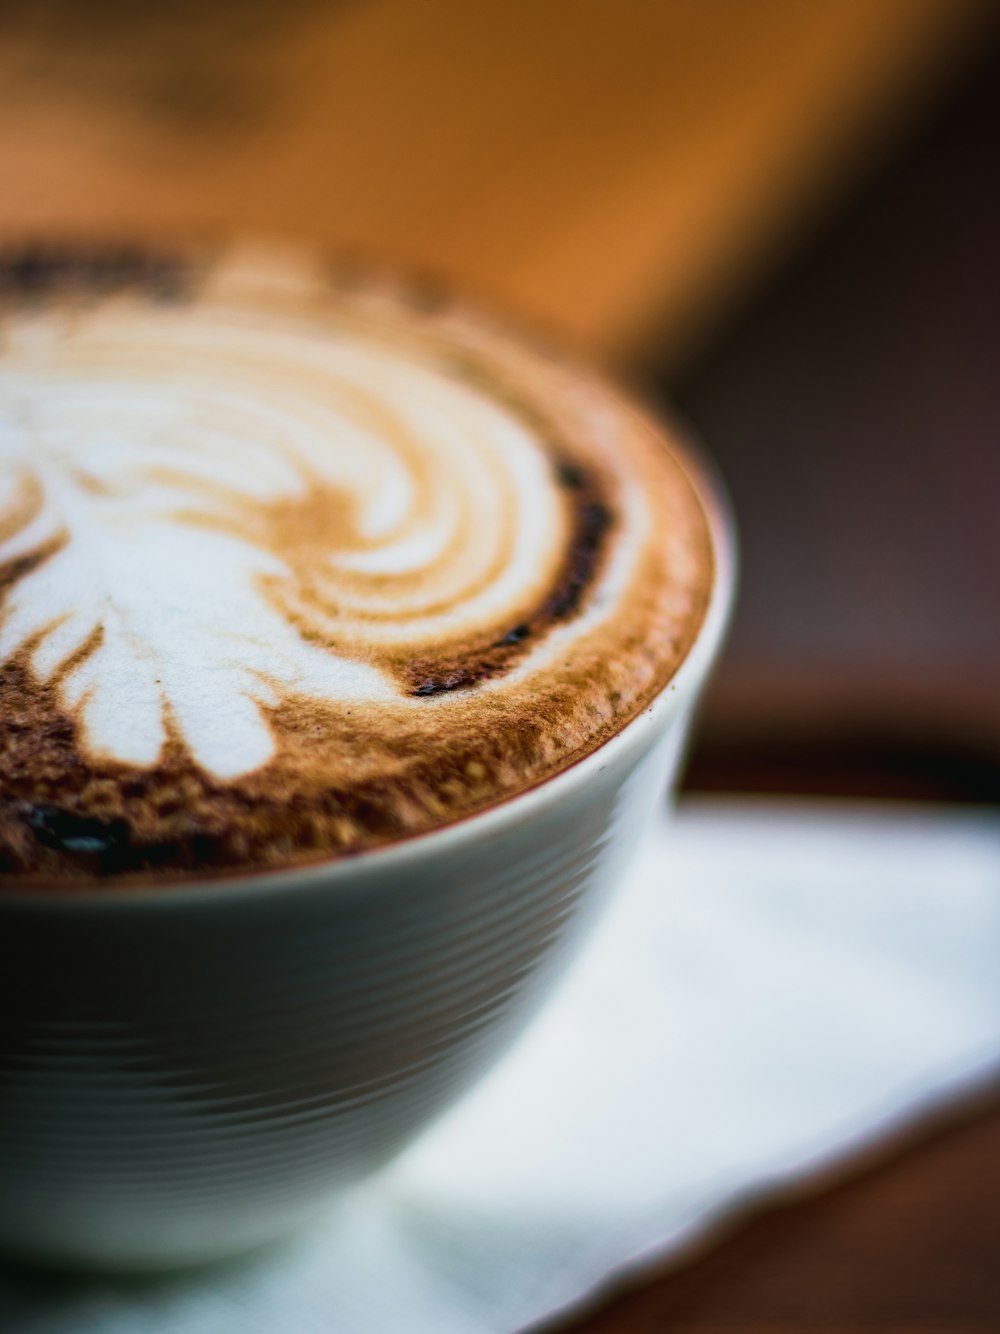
[0,282,584,779]
[0,247,714,882]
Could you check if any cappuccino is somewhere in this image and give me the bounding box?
[0,244,713,884]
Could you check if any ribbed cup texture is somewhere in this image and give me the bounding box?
[0,718,683,1269]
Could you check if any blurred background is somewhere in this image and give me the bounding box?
[1,2,997,1326]
[2,0,995,804]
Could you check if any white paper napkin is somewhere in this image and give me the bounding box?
[3,797,999,1334]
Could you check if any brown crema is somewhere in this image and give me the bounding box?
[0,242,714,887]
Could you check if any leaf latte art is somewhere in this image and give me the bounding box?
[0,246,714,885]
[0,319,566,777]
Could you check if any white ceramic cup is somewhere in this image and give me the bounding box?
[0,438,733,1272]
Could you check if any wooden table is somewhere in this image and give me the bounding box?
[566,1090,1000,1332]
[0,0,989,370]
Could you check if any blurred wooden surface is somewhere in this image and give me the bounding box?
[672,24,1000,781]
[0,0,990,368]
[565,1088,1000,1333]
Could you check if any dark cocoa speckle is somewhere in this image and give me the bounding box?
[496,623,530,646]
[0,243,192,305]
[412,670,473,697]
[24,804,132,859]
[555,459,586,490]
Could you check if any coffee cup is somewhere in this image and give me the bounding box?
[0,245,734,1269]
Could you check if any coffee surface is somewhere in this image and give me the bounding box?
[0,244,713,886]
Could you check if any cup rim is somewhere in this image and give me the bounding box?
[0,417,735,912]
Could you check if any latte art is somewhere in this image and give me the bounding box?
[0,246,713,884]
[0,318,571,777]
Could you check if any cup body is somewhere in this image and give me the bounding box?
[0,448,733,1271]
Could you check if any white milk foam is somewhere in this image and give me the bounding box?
[0,286,584,780]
